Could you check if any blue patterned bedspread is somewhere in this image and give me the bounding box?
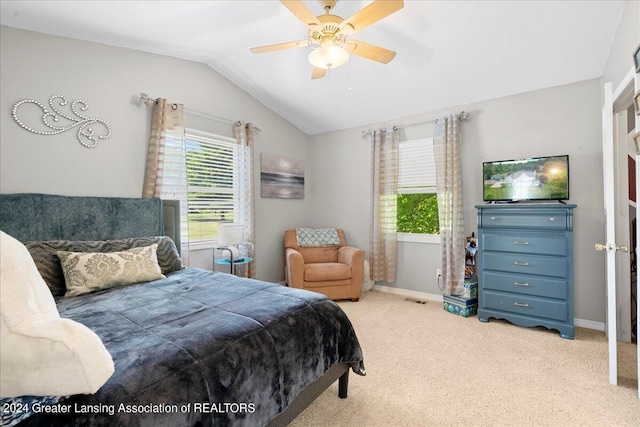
[10,268,364,426]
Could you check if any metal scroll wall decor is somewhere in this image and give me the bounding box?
[12,95,112,148]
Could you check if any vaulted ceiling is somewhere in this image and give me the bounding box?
[0,1,625,135]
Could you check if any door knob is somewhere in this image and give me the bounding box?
[595,243,628,252]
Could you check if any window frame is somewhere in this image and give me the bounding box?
[397,232,440,244]
[397,137,439,244]
[185,128,239,251]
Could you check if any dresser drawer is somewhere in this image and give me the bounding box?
[480,211,567,230]
[483,252,568,278]
[482,232,567,256]
[482,290,568,322]
[481,271,568,300]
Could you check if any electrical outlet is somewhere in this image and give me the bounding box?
[436,268,442,279]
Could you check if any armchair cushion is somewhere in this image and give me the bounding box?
[304,263,351,282]
[284,229,345,264]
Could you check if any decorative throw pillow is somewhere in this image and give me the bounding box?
[0,231,114,397]
[58,244,166,297]
[296,228,341,247]
[26,236,182,296]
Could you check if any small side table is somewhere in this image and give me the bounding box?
[214,247,253,276]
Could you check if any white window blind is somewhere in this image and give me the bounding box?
[185,129,239,246]
[398,137,436,194]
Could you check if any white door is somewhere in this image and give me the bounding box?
[636,77,640,401]
[600,81,619,385]
[613,110,632,343]
[600,69,640,397]
[636,122,640,401]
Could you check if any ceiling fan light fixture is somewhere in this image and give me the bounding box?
[251,0,404,79]
[308,45,349,69]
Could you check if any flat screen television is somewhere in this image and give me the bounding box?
[483,155,569,202]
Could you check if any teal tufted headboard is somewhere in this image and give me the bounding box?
[0,193,164,242]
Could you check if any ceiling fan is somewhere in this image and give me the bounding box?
[250,0,404,79]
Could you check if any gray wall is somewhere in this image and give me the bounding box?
[0,26,311,282]
[601,0,639,89]
[3,13,636,323]
[310,79,607,323]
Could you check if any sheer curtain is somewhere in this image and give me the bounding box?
[234,122,256,279]
[370,128,399,282]
[142,99,189,265]
[433,114,464,295]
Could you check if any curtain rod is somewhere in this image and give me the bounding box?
[360,111,469,138]
[138,93,261,133]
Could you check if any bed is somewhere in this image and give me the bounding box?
[0,193,365,427]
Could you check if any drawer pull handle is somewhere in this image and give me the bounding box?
[490,216,497,220]
[514,282,530,287]
[549,217,555,221]
[513,261,530,266]
[514,302,530,308]
[514,241,529,245]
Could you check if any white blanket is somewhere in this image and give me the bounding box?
[0,231,114,398]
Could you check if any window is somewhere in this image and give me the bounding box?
[185,129,239,249]
[397,137,439,243]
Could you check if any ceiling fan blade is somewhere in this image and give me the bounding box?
[345,40,396,64]
[341,0,404,35]
[250,40,309,54]
[311,67,327,79]
[280,0,322,28]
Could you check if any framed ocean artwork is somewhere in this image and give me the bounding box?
[260,153,304,199]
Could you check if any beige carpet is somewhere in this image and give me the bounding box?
[289,291,640,427]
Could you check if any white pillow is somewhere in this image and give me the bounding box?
[0,231,114,398]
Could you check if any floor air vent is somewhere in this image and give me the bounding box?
[404,298,427,305]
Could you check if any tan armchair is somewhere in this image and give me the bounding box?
[284,229,364,301]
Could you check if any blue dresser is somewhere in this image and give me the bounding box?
[475,204,577,339]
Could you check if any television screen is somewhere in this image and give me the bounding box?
[483,155,569,202]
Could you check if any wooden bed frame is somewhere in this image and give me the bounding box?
[0,193,352,425]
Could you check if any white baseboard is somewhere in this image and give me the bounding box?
[372,284,443,303]
[574,318,605,332]
[372,284,605,332]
